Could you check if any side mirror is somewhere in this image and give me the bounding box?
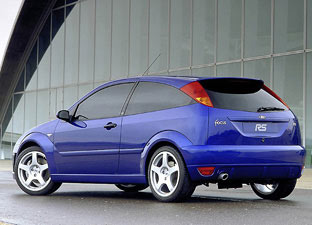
[57,110,70,122]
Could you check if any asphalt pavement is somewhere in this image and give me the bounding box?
[1,170,312,225]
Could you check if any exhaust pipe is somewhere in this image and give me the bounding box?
[218,173,229,181]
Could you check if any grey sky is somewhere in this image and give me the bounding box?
[0,0,23,66]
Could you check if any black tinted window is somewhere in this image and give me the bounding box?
[75,83,134,120]
[125,82,194,115]
[199,79,288,112]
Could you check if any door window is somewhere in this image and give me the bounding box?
[75,83,134,120]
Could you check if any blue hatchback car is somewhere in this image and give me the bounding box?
[13,76,305,202]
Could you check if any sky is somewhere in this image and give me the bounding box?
[0,0,23,66]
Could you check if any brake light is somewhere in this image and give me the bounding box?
[180,81,213,107]
[263,85,289,109]
[198,167,215,176]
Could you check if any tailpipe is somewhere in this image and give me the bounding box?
[218,173,229,181]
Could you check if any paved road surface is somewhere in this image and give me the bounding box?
[0,171,311,225]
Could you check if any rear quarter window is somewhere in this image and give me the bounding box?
[125,82,194,115]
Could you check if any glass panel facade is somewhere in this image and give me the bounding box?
[170,0,191,69]
[15,69,25,93]
[24,92,37,131]
[79,0,95,84]
[111,0,129,80]
[217,0,241,62]
[37,90,49,125]
[0,0,311,167]
[244,58,271,85]
[78,84,93,99]
[192,0,215,65]
[26,44,38,91]
[217,63,241,77]
[49,89,57,121]
[273,54,303,126]
[129,0,148,76]
[56,88,64,112]
[149,0,169,73]
[274,0,304,53]
[169,70,191,76]
[192,66,215,77]
[1,99,12,159]
[13,94,24,138]
[94,0,111,82]
[38,15,51,89]
[308,0,312,49]
[51,8,65,88]
[64,86,78,109]
[65,4,79,86]
[244,0,271,57]
[306,53,312,166]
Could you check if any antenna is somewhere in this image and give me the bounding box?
[141,53,161,76]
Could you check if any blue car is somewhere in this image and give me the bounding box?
[12,76,305,202]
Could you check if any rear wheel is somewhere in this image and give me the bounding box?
[14,146,62,195]
[148,146,195,202]
[115,184,148,192]
[251,179,297,200]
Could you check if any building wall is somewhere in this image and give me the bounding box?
[0,0,311,166]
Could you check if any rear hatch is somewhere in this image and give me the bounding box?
[198,78,301,145]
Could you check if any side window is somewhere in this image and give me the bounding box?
[125,82,194,115]
[75,83,134,120]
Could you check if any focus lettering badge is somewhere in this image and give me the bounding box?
[215,120,226,126]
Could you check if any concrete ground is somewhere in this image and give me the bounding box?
[1,160,312,225]
[0,160,11,172]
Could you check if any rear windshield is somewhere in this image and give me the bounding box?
[199,79,288,112]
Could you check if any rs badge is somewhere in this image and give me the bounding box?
[255,124,267,132]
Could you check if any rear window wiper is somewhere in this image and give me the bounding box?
[257,107,285,112]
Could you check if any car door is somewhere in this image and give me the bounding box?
[119,81,196,175]
[53,82,135,175]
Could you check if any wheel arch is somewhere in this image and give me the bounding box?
[15,133,57,174]
[140,131,193,178]
[18,141,40,153]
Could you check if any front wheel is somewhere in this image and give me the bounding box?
[251,179,297,200]
[14,146,62,195]
[148,146,195,202]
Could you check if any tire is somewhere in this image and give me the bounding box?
[14,146,62,195]
[251,179,297,200]
[115,184,148,192]
[148,146,195,202]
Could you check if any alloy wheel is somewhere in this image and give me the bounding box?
[17,151,51,192]
[150,151,180,197]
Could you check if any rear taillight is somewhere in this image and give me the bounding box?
[180,81,213,107]
[263,85,289,109]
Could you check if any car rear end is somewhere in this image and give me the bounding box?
[179,78,306,185]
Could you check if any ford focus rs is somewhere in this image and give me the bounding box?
[12,76,305,202]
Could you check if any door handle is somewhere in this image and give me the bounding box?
[104,122,117,130]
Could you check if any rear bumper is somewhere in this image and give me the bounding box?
[181,145,306,182]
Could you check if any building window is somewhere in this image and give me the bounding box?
[244,58,271,85]
[273,54,304,126]
[274,0,304,53]
[244,0,271,57]
[192,0,215,65]
[217,0,242,62]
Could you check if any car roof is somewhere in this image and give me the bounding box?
[76,75,262,107]
[96,75,262,90]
